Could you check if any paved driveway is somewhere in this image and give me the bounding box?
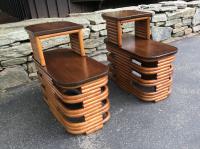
[1,36,200,149]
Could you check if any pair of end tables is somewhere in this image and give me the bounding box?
[25,10,177,135]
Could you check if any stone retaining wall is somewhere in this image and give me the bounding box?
[1,0,200,91]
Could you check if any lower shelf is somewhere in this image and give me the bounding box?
[36,64,110,135]
[107,43,176,102]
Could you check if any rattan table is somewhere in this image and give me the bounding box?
[102,10,178,102]
[26,22,110,135]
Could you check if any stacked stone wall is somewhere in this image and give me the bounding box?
[0,0,200,91]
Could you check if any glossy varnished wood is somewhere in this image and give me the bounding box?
[102,10,152,21]
[106,34,178,61]
[102,10,152,47]
[25,21,83,36]
[43,48,108,87]
[26,21,86,66]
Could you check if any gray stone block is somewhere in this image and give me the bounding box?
[175,1,187,9]
[141,10,155,15]
[139,4,161,12]
[28,72,38,80]
[90,24,106,32]
[193,25,200,32]
[1,57,27,67]
[84,37,105,49]
[11,42,20,46]
[0,27,29,46]
[183,18,192,26]
[83,28,90,39]
[90,32,100,39]
[151,26,172,41]
[42,36,70,50]
[0,66,30,90]
[152,14,167,22]
[160,1,187,9]
[27,62,37,73]
[22,64,27,71]
[27,55,33,62]
[155,22,165,27]
[160,6,178,12]
[123,28,135,33]
[91,54,107,62]
[184,28,193,35]
[97,44,106,50]
[166,8,195,20]
[58,44,71,49]
[64,17,90,27]
[192,8,200,26]
[150,23,155,27]
[122,22,135,28]
[165,19,182,26]
[89,50,108,57]
[0,45,10,49]
[85,48,96,54]
[100,30,107,36]
[0,38,14,47]
[173,23,183,28]
[172,31,185,37]
[173,26,188,34]
[83,14,105,25]
[187,1,200,7]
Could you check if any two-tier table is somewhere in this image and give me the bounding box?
[25,22,110,135]
[102,10,178,102]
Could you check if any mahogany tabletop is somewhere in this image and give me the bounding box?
[25,21,83,36]
[40,48,108,87]
[102,10,152,21]
[106,34,178,60]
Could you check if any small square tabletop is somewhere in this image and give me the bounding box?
[25,22,83,36]
[102,10,152,21]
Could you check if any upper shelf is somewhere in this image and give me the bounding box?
[102,10,152,21]
[25,22,83,36]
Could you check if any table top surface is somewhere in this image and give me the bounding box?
[102,10,152,21]
[40,48,108,87]
[25,21,83,36]
[107,34,177,60]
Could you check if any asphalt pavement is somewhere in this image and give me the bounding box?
[1,36,200,149]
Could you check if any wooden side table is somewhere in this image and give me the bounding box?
[102,10,152,47]
[102,10,178,102]
[25,22,110,135]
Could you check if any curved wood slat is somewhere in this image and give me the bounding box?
[38,69,110,134]
[106,41,176,102]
